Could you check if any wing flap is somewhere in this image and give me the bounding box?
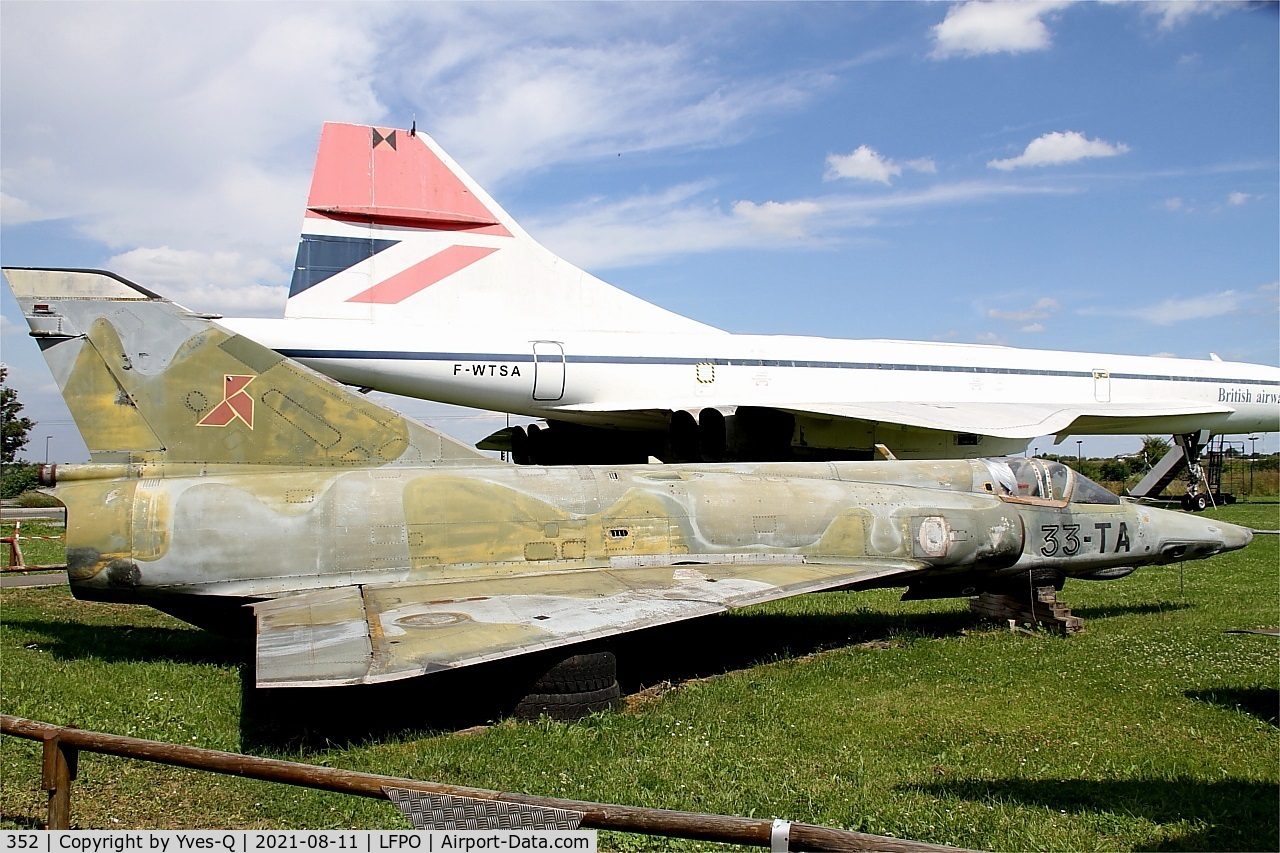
[255,586,374,687]
[252,558,922,687]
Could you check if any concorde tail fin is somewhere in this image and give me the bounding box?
[283,122,721,335]
[4,267,494,468]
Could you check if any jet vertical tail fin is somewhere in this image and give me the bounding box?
[4,267,494,468]
[284,122,721,335]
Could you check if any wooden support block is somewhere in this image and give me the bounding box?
[969,587,1083,635]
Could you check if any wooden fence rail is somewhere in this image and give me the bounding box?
[1,715,966,852]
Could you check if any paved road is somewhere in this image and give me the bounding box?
[0,506,66,522]
[1,570,67,588]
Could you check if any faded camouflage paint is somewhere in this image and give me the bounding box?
[58,460,1024,598]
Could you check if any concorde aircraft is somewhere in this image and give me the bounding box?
[4,267,1252,704]
[220,123,1280,472]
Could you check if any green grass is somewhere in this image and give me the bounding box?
[2,503,1276,850]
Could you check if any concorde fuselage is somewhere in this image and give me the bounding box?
[216,123,1279,462]
[224,316,1280,441]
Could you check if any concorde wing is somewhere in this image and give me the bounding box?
[549,398,1232,442]
[253,557,922,687]
[782,400,1233,440]
[555,399,1233,438]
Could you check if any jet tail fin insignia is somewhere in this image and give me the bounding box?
[283,122,721,334]
[196,374,255,428]
[4,267,495,468]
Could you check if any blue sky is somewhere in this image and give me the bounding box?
[2,1,1277,463]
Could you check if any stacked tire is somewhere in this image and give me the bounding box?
[513,652,621,720]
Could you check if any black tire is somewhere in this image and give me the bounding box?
[1193,493,1209,512]
[528,652,617,694]
[1030,566,1066,591]
[513,682,622,721]
[1180,494,1193,512]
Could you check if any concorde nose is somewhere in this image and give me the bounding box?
[1148,508,1253,563]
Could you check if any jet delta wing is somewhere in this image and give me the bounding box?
[220,123,1279,467]
[5,267,1254,690]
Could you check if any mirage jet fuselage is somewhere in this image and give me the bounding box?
[7,268,1253,689]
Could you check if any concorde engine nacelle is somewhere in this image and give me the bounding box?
[669,406,798,463]
[507,407,801,465]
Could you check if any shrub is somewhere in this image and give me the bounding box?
[1098,459,1130,483]
[0,463,40,499]
[15,490,63,508]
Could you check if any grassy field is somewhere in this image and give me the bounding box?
[1,502,1276,850]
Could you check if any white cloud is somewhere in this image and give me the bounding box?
[1163,191,1258,215]
[1143,291,1243,325]
[732,201,825,240]
[529,183,749,269]
[987,297,1061,323]
[1081,284,1276,335]
[930,1,1072,59]
[827,146,897,184]
[1083,291,1245,326]
[0,3,830,315]
[0,191,44,225]
[532,178,1064,269]
[825,146,936,185]
[530,185,831,269]
[107,247,288,317]
[383,6,830,188]
[1,3,387,313]
[1254,281,1279,316]
[1020,323,1045,333]
[988,131,1130,170]
[1141,1,1237,31]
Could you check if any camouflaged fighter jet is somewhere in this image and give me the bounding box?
[5,267,1254,691]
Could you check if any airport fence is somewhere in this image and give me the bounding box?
[0,715,965,852]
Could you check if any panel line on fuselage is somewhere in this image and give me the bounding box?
[276,348,1278,386]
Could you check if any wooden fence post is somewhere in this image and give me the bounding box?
[41,731,78,830]
[6,519,26,568]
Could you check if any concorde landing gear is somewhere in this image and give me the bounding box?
[1180,490,1211,513]
[1129,430,1238,512]
[1178,431,1212,512]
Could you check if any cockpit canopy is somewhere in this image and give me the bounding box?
[982,457,1122,506]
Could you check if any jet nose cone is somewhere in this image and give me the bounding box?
[1215,520,1254,553]
[1154,512,1254,561]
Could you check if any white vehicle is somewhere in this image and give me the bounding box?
[223,123,1280,466]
